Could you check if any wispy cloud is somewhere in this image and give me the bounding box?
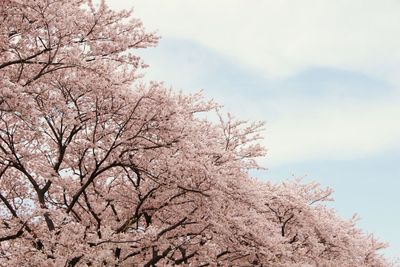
[118,0,400,85]
[264,96,400,166]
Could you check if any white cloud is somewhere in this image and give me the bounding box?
[262,96,400,167]
[109,0,400,84]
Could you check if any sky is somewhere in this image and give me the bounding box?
[107,0,400,260]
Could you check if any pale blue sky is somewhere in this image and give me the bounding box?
[108,0,400,260]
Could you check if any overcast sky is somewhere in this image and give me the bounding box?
[108,0,400,260]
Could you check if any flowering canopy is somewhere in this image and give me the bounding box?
[0,0,389,266]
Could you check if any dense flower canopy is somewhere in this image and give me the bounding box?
[0,0,389,266]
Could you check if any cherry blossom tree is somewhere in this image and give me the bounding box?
[0,0,390,266]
